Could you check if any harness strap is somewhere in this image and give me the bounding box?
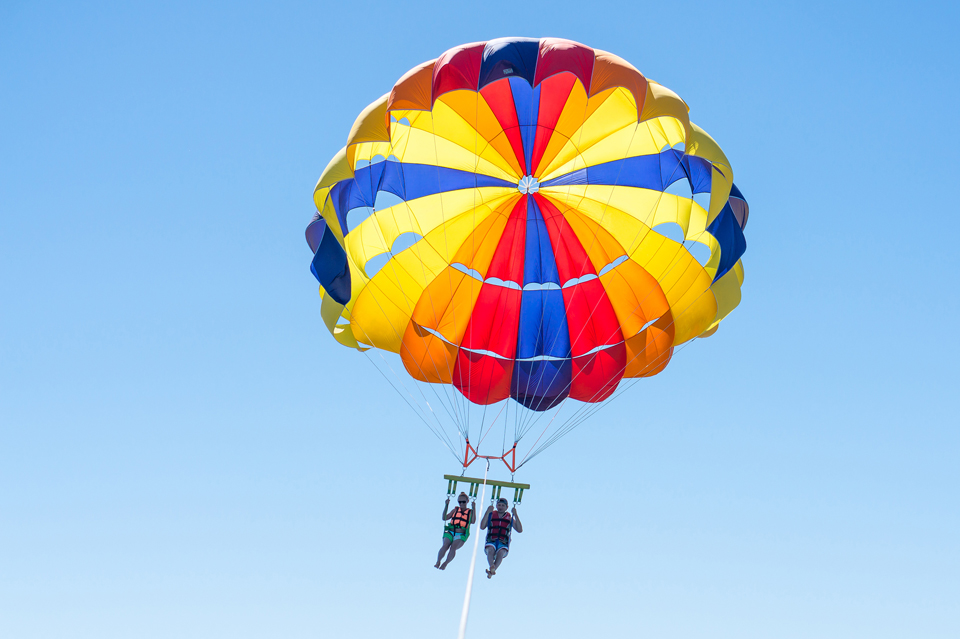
[450,506,471,529]
[485,512,512,542]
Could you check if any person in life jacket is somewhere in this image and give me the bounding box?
[480,497,523,578]
[434,492,476,570]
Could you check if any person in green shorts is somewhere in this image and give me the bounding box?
[434,492,476,570]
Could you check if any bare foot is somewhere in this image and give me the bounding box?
[434,561,441,569]
[440,561,449,570]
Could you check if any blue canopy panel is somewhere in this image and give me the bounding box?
[479,37,541,89]
[706,200,747,282]
[727,182,749,229]
[512,196,571,411]
[328,162,515,234]
[308,218,352,304]
[511,356,572,411]
[729,182,745,200]
[354,158,387,204]
[540,149,713,194]
[522,196,560,287]
[509,76,541,173]
[305,212,326,254]
[680,154,713,194]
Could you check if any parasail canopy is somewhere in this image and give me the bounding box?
[307,37,749,471]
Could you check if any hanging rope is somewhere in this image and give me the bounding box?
[457,459,490,639]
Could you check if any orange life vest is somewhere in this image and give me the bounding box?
[449,506,471,530]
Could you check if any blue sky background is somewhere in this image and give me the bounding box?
[2,1,958,637]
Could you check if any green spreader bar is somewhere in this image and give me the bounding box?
[444,475,530,504]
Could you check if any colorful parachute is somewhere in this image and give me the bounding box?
[307,38,749,469]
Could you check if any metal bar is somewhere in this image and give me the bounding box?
[443,474,530,490]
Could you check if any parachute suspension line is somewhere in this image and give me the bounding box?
[517,161,717,466]
[540,276,714,448]
[508,401,518,461]
[524,168,692,450]
[347,296,465,439]
[508,89,591,446]
[522,258,718,464]
[521,337,703,465]
[513,102,639,441]
[392,192,471,437]
[514,85,626,444]
[342,180,468,439]
[344,252,459,438]
[473,399,490,456]
[522,282,717,466]
[462,401,519,472]
[464,92,509,446]
[538,152,712,437]
[514,78,554,441]
[463,92,482,446]
[515,402,565,468]
[358,342,460,462]
[457,459,490,639]
[518,194,554,439]
[352,320,459,456]
[364,353,458,459]
[381,111,467,442]
[503,398,510,456]
[428,106,471,440]
[513,94,592,441]
[346,306,462,457]
[516,101,656,456]
[475,400,506,450]
[553,255,713,435]
[396,193,468,437]
[513,112,643,443]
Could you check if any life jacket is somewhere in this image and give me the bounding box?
[449,506,471,530]
[485,511,512,543]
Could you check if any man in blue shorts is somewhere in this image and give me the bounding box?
[480,497,523,578]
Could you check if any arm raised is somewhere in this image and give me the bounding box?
[479,505,494,529]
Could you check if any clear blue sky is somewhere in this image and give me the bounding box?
[2,1,958,637]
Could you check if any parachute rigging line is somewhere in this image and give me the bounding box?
[511,143,693,447]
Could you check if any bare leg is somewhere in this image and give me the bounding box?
[435,538,452,568]
[484,545,496,578]
[440,538,466,569]
[492,548,508,573]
